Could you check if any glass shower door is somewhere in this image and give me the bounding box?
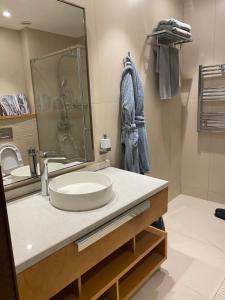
[31,46,93,163]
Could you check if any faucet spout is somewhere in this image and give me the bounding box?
[39,152,66,196]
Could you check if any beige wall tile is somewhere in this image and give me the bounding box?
[88,0,183,198]
[0,118,39,165]
[91,101,121,166]
[182,0,225,204]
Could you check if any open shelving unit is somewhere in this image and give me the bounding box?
[51,226,167,300]
[147,29,192,46]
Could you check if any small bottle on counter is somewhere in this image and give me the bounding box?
[28,147,38,177]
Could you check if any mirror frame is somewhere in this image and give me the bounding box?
[4,0,95,193]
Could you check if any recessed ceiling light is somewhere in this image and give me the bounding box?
[3,10,11,18]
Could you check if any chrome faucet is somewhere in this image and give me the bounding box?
[39,152,66,196]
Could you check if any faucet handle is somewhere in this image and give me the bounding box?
[47,157,66,162]
[38,151,48,159]
[38,151,66,161]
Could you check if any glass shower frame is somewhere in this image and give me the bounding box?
[30,44,94,163]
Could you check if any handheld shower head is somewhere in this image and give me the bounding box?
[61,79,67,88]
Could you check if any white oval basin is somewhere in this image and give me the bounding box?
[49,171,113,211]
[11,162,64,178]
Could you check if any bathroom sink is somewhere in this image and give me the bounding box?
[11,162,64,178]
[49,171,113,211]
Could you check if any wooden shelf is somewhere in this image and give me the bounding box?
[0,113,36,121]
[119,247,166,299]
[52,228,166,300]
[80,230,164,300]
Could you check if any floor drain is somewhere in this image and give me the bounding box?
[214,279,225,300]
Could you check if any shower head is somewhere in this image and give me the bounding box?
[61,79,67,88]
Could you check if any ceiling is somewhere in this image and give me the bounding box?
[0,0,85,38]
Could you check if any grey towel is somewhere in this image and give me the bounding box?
[158,19,191,32]
[157,45,172,99]
[155,46,179,100]
[170,47,179,97]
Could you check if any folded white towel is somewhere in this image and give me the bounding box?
[158,19,191,32]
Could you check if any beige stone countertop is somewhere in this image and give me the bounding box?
[7,167,168,274]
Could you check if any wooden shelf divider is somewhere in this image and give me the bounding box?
[119,245,166,299]
[51,227,167,300]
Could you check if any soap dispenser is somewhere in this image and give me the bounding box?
[99,134,111,154]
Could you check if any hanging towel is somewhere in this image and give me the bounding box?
[156,45,172,99]
[120,64,140,173]
[155,45,180,100]
[170,47,179,97]
[120,57,150,173]
[127,57,150,173]
[158,19,191,32]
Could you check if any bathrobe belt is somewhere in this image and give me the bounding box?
[123,122,145,133]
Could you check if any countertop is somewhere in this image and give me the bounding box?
[7,167,168,274]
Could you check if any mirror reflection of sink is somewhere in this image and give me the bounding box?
[10,162,64,178]
[49,172,113,211]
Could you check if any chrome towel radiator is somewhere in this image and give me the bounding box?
[198,64,225,132]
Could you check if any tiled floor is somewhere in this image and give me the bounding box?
[132,194,225,300]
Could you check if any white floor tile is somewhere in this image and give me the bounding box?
[167,230,225,271]
[132,274,210,300]
[131,194,225,300]
[179,260,225,298]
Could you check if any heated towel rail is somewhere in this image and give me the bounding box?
[198,64,225,132]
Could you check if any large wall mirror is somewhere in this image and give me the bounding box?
[0,0,94,188]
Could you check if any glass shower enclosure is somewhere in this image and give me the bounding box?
[31,46,94,163]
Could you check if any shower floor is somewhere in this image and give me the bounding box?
[132,194,225,300]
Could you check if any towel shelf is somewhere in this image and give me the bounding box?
[198,64,225,132]
[147,29,192,46]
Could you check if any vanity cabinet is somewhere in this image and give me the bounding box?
[16,188,168,300]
